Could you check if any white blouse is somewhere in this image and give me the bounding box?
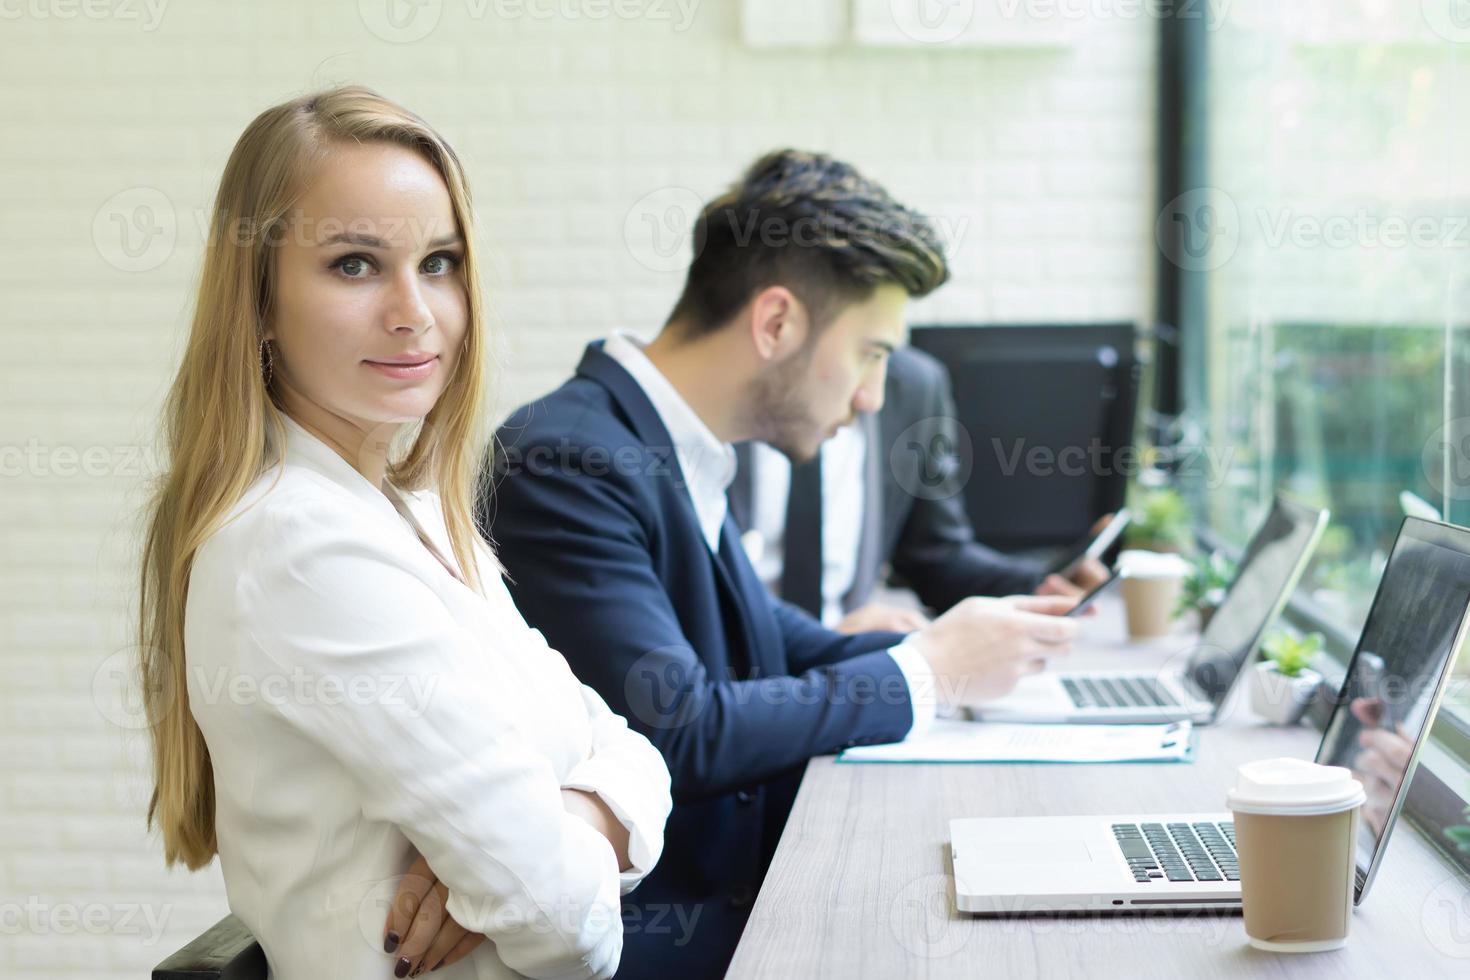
[184,414,671,980]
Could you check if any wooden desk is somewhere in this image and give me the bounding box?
[725,601,1470,979]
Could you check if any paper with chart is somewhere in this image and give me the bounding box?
[837,719,1193,764]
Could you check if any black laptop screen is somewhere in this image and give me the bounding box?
[1186,499,1323,706]
[1316,518,1470,894]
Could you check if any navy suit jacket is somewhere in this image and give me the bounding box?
[483,342,915,980]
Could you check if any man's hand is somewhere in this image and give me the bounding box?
[383,853,483,977]
[1037,513,1118,596]
[1035,558,1112,598]
[1034,574,1082,597]
[1067,556,1113,590]
[907,594,1078,707]
[835,602,931,634]
[1349,697,1414,839]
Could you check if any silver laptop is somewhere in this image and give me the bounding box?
[951,516,1470,914]
[970,496,1328,724]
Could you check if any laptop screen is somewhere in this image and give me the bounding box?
[1186,497,1326,707]
[1316,517,1470,901]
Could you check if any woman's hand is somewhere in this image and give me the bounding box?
[383,853,484,976]
[562,787,632,871]
[383,793,630,975]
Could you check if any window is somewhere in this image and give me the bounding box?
[1171,2,1470,858]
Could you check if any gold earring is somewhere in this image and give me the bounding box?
[260,338,274,388]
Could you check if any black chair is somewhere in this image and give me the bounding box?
[152,914,267,980]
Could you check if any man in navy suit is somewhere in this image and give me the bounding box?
[483,150,1078,980]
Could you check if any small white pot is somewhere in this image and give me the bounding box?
[1249,662,1322,726]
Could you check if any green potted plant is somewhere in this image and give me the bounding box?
[1177,550,1235,630]
[1249,630,1324,725]
[1124,487,1194,554]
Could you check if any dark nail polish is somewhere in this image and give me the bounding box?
[384,932,400,954]
[430,955,448,973]
[394,957,412,978]
[411,965,425,978]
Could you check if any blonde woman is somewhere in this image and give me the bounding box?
[137,87,671,980]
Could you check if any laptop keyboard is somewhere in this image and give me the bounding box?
[1111,822,1238,884]
[1064,675,1178,709]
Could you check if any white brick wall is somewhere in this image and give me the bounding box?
[0,4,1155,976]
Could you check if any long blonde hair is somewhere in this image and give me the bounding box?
[138,86,490,869]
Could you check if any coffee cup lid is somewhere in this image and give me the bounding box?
[1226,757,1366,816]
[1117,550,1190,580]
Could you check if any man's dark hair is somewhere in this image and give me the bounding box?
[666,149,950,336]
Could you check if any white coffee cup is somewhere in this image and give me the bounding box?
[1226,757,1366,952]
[1116,550,1189,639]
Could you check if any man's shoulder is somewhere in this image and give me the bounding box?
[492,377,678,493]
[887,344,951,391]
[497,375,627,451]
[877,346,955,437]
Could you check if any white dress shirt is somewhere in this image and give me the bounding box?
[604,331,736,550]
[748,423,867,627]
[603,332,936,739]
[185,413,672,980]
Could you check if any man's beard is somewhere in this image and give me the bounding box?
[746,343,824,464]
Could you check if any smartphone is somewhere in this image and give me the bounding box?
[1045,508,1132,579]
[1065,570,1121,617]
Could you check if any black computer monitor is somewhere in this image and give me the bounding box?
[909,323,1140,551]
